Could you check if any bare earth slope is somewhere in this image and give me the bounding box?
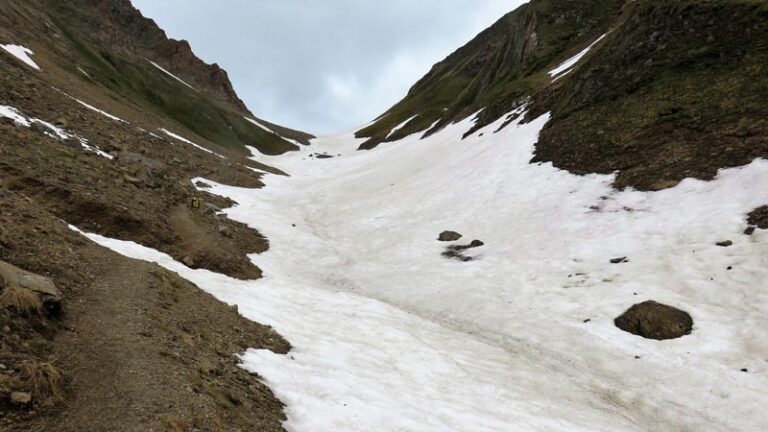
[0,0,303,430]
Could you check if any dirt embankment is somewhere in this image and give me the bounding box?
[0,15,296,429]
[0,186,290,431]
[0,56,274,280]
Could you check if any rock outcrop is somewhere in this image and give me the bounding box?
[47,0,251,115]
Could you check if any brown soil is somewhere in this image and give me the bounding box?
[0,55,270,280]
[0,5,297,428]
[0,186,290,431]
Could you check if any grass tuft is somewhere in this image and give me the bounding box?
[17,362,65,406]
[0,286,44,317]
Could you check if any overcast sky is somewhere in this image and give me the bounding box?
[131,1,525,135]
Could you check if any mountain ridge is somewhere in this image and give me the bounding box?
[358,0,768,192]
[45,0,252,116]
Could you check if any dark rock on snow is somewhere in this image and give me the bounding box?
[438,231,463,242]
[615,301,693,341]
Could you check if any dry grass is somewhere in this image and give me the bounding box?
[17,362,64,406]
[165,415,188,432]
[0,373,20,392]
[0,285,44,316]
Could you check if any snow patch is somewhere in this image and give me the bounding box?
[244,117,274,134]
[385,114,419,139]
[73,98,126,123]
[0,104,112,159]
[0,44,40,70]
[149,60,197,91]
[69,108,768,431]
[159,128,225,159]
[549,33,608,80]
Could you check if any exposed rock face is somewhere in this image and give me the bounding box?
[48,0,251,115]
[614,301,693,341]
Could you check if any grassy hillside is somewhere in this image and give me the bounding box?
[358,0,768,192]
[355,0,624,150]
[44,2,310,155]
[533,0,768,190]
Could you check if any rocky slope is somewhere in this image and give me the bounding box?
[1,0,767,430]
[359,0,768,191]
[356,0,624,149]
[47,0,253,115]
[0,0,313,155]
[0,0,307,430]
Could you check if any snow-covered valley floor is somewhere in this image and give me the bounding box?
[78,112,768,431]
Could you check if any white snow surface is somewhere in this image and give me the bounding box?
[385,114,419,139]
[73,98,126,123]
[244,117,306,149]
[244,117,274,133]
[75,111,768,431]
[549,34,608,80]
[1,44,40,70]
[0,104,112,159]
[159,128,225,159]
[149,60,197,91]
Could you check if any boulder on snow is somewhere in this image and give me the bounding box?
[614,301,693,340]
[438,231,463,242]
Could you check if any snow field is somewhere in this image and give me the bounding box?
[77,110,768,431]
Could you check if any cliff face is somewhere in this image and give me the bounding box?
[46,0,251,115]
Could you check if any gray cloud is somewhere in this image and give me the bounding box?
[131,0,526,135]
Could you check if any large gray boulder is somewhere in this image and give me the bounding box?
[0,261,62,313]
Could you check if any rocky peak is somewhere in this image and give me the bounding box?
[46,0,252,115]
